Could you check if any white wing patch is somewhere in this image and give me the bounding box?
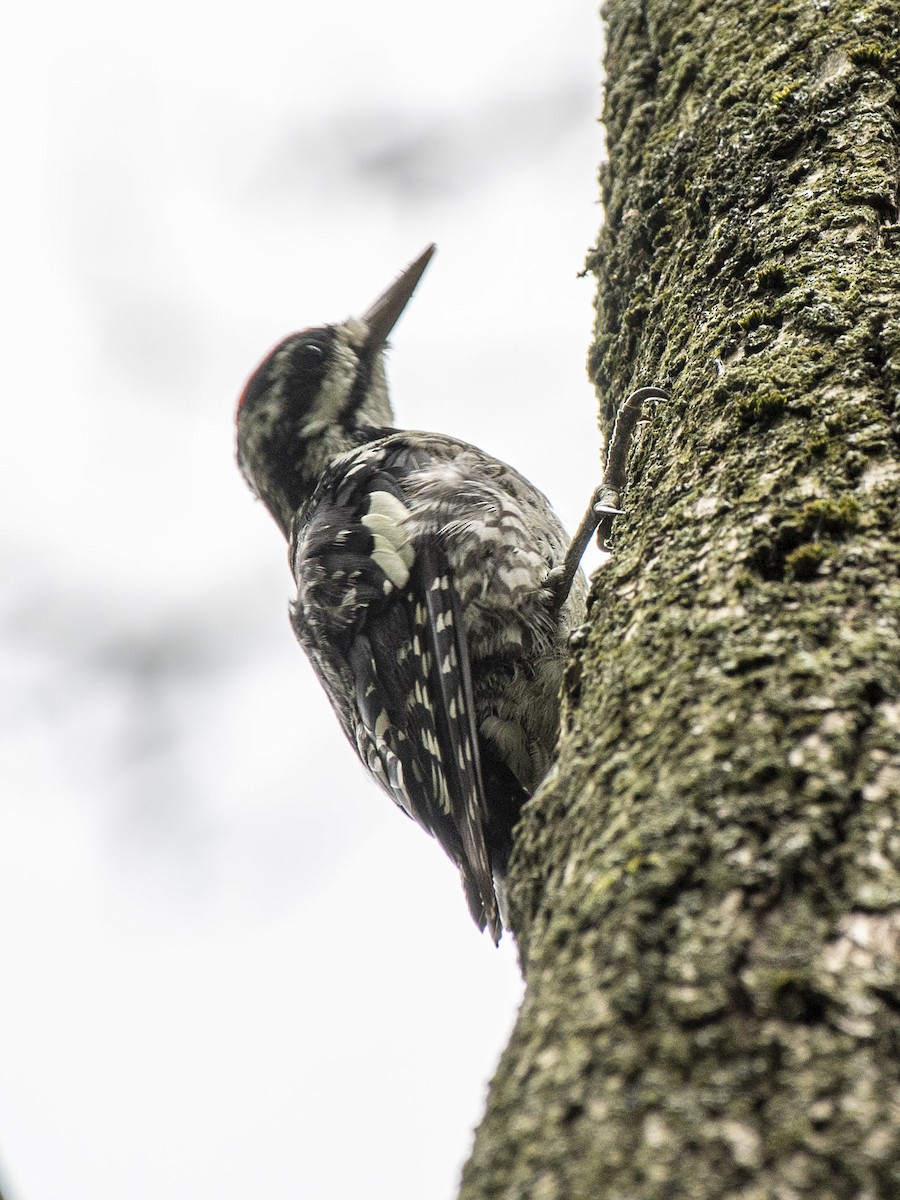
[362,490,415,588]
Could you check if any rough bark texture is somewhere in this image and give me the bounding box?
[460,0,900,1196]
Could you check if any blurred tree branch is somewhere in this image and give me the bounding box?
[461,0,900,1194]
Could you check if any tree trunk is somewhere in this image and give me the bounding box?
[461,0,900,1196]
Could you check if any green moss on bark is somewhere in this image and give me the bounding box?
[460,0,900,1196]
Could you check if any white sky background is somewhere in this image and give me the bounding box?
[1,4,607,1197]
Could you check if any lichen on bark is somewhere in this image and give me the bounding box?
[460,0,900,1196]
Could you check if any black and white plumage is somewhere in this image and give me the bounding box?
[289,432,581,939]
[236,246,650,941]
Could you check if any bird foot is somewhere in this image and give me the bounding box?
[545,385,668,611]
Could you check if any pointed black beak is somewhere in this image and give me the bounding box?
[361,244,436,353]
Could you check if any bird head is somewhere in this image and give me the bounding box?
[236,244,435,537]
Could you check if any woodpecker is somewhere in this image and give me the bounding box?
[236,245,664,941]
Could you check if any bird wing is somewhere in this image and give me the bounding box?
[290,442,500,940]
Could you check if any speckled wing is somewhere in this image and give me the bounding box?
[289,443,500,939]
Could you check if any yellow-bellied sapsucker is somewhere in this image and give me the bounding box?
[236,245,665,941]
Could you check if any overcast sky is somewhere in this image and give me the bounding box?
[1,4,607,1197]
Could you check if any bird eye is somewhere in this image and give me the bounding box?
[294,340,327,371]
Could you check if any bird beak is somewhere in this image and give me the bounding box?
[361,244,436,353]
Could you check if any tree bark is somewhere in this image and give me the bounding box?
[461,0,900,1196]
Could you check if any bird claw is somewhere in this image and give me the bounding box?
[543,565,568,605]
[546,385,668,610]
